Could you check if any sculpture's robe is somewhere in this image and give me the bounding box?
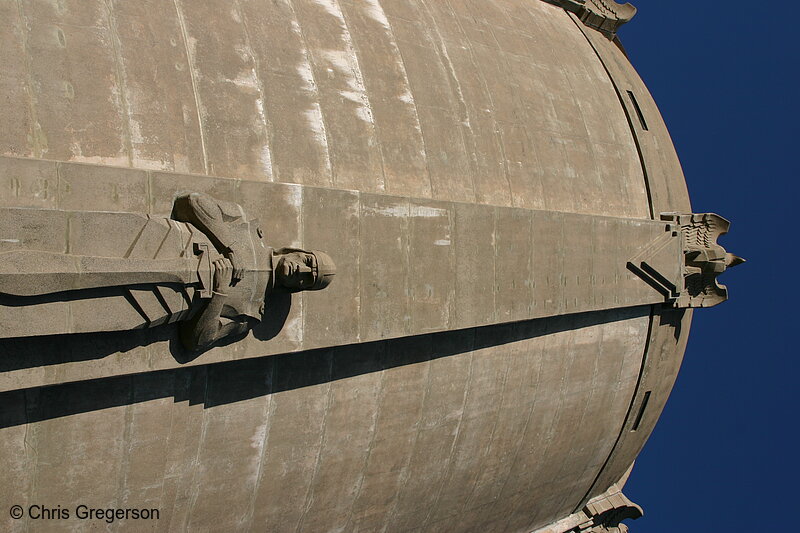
[0,208,270,338]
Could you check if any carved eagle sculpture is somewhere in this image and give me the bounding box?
[663,213,745,308]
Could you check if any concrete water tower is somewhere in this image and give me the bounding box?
[0,1,740,531]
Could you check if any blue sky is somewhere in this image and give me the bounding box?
[618,2,798,531]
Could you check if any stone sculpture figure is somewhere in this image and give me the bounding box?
[662,212,744,308]
[0,192,336,351]
[626,212,743,309]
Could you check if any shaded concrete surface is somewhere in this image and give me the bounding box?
[1,307,654,532]
[0,0,694,531]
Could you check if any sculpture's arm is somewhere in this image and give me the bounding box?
[172,192,246,282]
[179,257,250,351]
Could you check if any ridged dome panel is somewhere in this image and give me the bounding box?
[0,0,657,217]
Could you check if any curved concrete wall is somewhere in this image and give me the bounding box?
[0,1,693,531]
[1,0,655,217]
[2,308,655,532]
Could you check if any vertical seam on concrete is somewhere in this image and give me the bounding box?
[506,3,595,213]
[382,336,434,530]
[62,186,71,254]
[357,194,365,341]
[163,370,188,530]
[299,184,306,347]
[295,354,334,533]
[285,0,334,186]
[54,160,62,210]
[444,0,514,206]
[154,371,180,524]
[146,170,153,215]
[403,198,411,336]
[337,1,387,193]
[235,0,276,182]
[490,327,546,529]
[341,351,387,531]
[546,30,609,216]
[355,192,362,343]
[244,362,275,529]
[521,324,574,529]
[115,385,136,510]
[573,306,655,512]
[492,207,498,322]
[394,62,435,199]
[420,0,478,203]
[528,211,535,313]
[353,0,433,197]
[14,0,40,159]
[414,0,473,202]
[551,317,604,513]
[173,0,209,175]
[532,211,540,312]
[260,364,279,519]
[22,389,37,533]
[461,335,514,514]
[486,6,544,211]
[421,330,475,526]
[446,202,455,328]
[566,12,655,219]
[184,367,211,529]
[451,203,460,326]
[557,212,566,316]
[567,314,628,488]
[103,0,135,168]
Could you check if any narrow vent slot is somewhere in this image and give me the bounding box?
[626,90,649,131]
[631,391,651,432]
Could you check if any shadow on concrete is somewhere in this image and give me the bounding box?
[0,306,652,429]
[0,286,293,369]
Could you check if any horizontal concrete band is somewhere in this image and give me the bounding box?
[0,199,671,332]
[0,156,676,391]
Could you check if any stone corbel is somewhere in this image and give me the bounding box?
[574,490,643,532]
[550,0,637,35]
[663,212,744,308]
[532,484,642,532]
[628,213,744,309]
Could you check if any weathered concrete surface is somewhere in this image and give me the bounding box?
[0,307,654,533]
[0,156,681,392]
[0,0,661,218]
[569,14,692,217]
[0,0,695,531]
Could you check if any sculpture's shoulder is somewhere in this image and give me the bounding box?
[171,191,247,227]
[223,224,273,321]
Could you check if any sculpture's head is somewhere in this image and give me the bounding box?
[724,252,746,268]
[273,248,336,292]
